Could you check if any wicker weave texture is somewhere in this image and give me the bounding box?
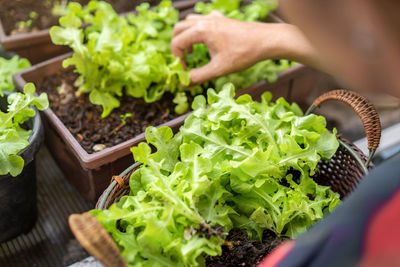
[69,213,127,267]
[314,89,381,151]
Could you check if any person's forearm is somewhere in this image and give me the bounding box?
[257,23,324,70]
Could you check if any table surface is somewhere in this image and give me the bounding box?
[0,148,94,267]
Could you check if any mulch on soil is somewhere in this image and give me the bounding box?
[0,0,160,35]
[206,229,285,267]
[36,69,183,154]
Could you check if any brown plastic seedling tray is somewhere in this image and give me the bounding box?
[0,0,201,64]
[14,53,318,201]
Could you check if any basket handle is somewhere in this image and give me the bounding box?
[69,213,127,267]
[306,89,381,166]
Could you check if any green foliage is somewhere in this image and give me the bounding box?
[16,11,38,32]
[52,0,69,17]
[50,0,190,117]
[214,59,292,91]
[50,0,291,117]
[92,84,341,266]
[120,113,132,125]
[0,56,31,96]
[187,0,293,92]
[194,0,278,21]
[0,83,49,177]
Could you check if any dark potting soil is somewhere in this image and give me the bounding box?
[206,229,285,267]
[36,69,183,154]
[0,0,161,35]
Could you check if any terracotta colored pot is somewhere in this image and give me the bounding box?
[0,0,201,64]
[13,53,318,201]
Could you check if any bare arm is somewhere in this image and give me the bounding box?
[171,11,323,85]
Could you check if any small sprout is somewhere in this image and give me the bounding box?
[29,11,38,20]
[52,0,69,17]
[44,0,52,8]
[120,113,132,126]
[17,20,33,31]
[15,11,38,34]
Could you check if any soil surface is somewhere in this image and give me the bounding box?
[36,69,183,154]
[206,229,285,267]
[0,0,161,35]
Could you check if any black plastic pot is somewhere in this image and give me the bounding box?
[0,91,44,242]
[0,46,16,59]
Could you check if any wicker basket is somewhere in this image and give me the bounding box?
[69,90,381,267]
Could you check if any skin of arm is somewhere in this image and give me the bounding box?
[171,11,324,85]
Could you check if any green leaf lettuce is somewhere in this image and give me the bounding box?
[92,84,341,266]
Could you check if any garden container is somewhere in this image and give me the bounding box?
[0,47,16,59]
[13,52,318,201]
[68,89,381,266]
[0,91,44,242]
[0,0,200,64]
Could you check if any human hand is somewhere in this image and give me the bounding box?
[171,11,320,85]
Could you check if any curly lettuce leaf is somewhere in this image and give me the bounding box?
[93,126,224,266]
[0,83,49,176]
[182,84,340,238]
[0,130,29,177]
[93,84,341,266]
[50,1,190,117]
[50,0,289,117]
[0,56,31,96]
[194,0,277,21]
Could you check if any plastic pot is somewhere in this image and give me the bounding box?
[13,53,318,202]
[0,47,17,59]
[0,91,44,242]
[0,0,200,64]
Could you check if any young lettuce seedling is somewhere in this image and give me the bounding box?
[119,113,132,126]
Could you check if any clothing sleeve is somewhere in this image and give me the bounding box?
[259,153,400,267]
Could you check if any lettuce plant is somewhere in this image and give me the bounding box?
[50,1,190,117]
[0,83,49,176]
[92,84,341,266]
[50,0,291,118]
[0,56,31,96]
[194,0,278,22]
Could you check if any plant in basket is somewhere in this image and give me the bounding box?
[68,84,383,267]
[0,81,49,242]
